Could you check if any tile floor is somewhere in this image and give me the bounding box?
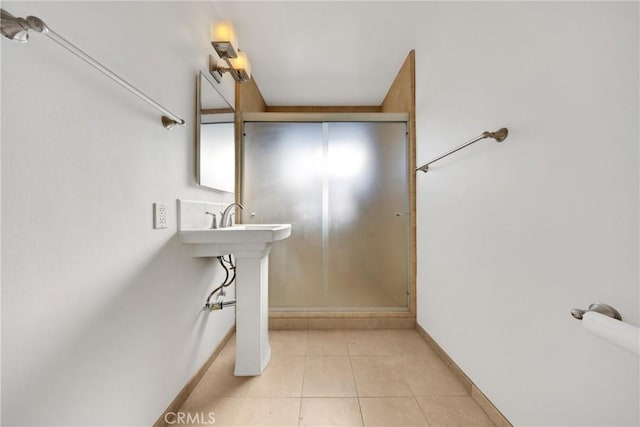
[179,329,496,426]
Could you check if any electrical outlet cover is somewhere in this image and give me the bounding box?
[153,202,168,229]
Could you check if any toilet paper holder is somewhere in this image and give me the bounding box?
[571,303,622,321]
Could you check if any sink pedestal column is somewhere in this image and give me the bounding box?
[234,249,271,376]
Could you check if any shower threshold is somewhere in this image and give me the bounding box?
[268,310,415,330]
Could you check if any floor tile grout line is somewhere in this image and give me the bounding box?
[353,393,416,398]
[412,394,433,426]
[298,355,308,426]
[296,398,302,426]
[347,354,366,426]
[356,396,366,427]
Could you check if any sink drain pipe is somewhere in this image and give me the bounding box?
[204,254,237,311]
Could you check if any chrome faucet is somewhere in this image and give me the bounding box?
[220,202,244,228]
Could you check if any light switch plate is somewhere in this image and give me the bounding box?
[153,202,168,229]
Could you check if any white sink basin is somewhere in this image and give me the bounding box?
[180,224,292,257]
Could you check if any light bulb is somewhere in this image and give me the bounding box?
[211,21,238,58]
[229,51,251,80]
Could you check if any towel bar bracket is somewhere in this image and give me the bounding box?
[571,303,622,321]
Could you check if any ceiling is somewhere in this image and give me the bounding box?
[212,1,420,106]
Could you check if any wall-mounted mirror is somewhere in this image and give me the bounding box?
[197,71,235,193]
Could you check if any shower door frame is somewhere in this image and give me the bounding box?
[239,112,416,315]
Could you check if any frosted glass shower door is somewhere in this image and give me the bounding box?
[326,122,408,308]
[243,122,325,307]
[242,120,409,310]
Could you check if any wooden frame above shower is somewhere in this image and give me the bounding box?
[234,51,417,325]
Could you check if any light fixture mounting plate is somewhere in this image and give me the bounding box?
[211,41,237,59]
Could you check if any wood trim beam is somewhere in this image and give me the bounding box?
[380,50,417,315]
[266,105,380,113]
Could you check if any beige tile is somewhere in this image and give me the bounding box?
[350,356,412,397]
[382,329,436,356]
[348,317,416,329]
[413,326,472,393]
[269,330,308,355]
[237,397,301,426]
[270,318,309,330]
[446,363,473,394]
[306,330,349,355]
[345,330,392,356]
[471,386,511,427]
[395,354,468,396]
[359,397,428,426]
[308,318,346,329]
[178,395,237,423]
[384,317,417,329]
[184,353,253,399]
[184,397,300,426]
[244,355,305,397]
[417,396,495,426]
[299,398,363,426]
[344,318,382,329]
[268,318,288,330]
[180,328,499,427]
[216,336,237,363]
[303,356,357,397]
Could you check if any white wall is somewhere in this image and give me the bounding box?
[2,2,638,426]
[1,2,236,425]
[415,2,639,426]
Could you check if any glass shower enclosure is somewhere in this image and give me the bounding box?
[242,116,409,311]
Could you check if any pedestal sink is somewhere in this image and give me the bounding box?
[180,224,292,376]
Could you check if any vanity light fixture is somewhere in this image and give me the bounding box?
[209,21,252,83]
